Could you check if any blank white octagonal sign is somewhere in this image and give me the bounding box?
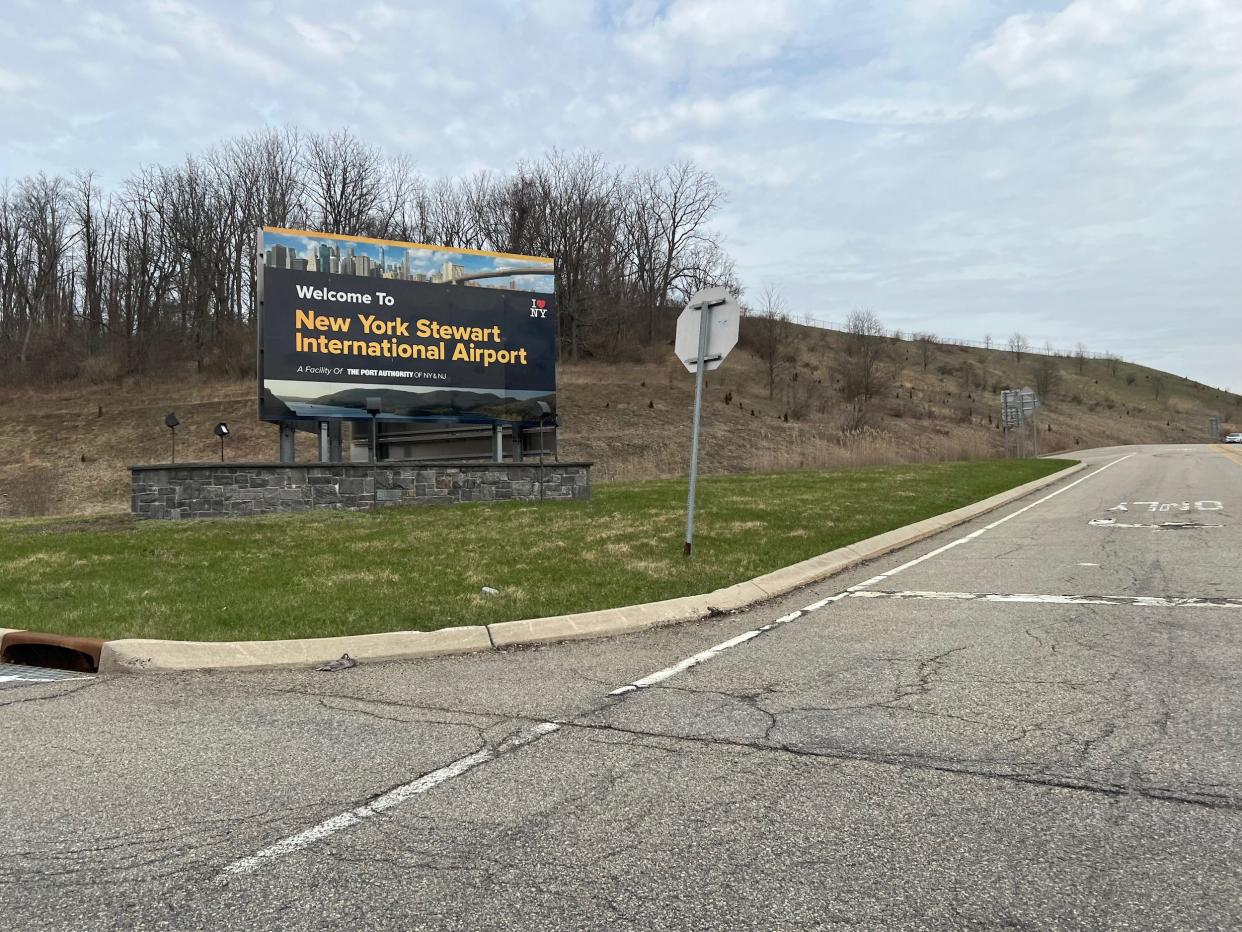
[675,286,741,373]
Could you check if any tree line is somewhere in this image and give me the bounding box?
[0,128,735,383]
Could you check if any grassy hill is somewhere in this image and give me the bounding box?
[1,322,1237,516]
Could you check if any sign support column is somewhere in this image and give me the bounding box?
[675,287,738,558]
[279,424,295,463]
[683,299,717,556]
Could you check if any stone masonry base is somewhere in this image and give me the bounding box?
[129,461,591,519]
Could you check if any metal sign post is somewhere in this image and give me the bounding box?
[1000,389,1039,458]
[1022,388,1039,457]
[683,300,715,557]
[675,287,740,557]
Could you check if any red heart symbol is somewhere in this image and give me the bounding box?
[537,299,546,308]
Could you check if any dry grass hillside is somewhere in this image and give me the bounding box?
[1,322,1237,516]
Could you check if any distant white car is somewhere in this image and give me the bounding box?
[1226,433,1242,443]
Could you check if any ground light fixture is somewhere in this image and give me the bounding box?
[214,422,229,462]
[164,412,179,463]
[365,396,382,463]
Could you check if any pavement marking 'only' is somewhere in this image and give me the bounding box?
[1088,519,1222,529]
[848,590,1242,609]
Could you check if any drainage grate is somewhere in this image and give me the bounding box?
[0,662,93,690]
[0,632,104,673]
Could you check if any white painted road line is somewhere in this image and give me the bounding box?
[218,456,1146,880]
[613,456,1132,696]
[220,722,560,877]
[607,602,846,696]
[850,454,1136,591]
[849,590,1242,609]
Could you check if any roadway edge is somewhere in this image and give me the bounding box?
[89,460,1085,673]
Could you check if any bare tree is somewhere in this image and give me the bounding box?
[1008,332,1029,361]
[1073,342,1088,374]
[912,332,936,371]
[527,151,622,360]
[840,309,891,409]
[669,238,737,306]
[746,283,791,399]
[958,360,979,392]
[984,333,993,350]
[13,174,76,364]
[625,161,725,343]
[0,129,738,383]
[1033,355,1060,400]
[301,129,411,237]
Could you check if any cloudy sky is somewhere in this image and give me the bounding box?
[2,0,1238,390]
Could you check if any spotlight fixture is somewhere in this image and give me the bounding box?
[214,422,229,462]
[164,413,179,463]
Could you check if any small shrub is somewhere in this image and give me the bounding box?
[78,352,125,385]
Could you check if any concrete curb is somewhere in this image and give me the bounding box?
[489,460,1086,648]
[98,625,493,673]
[77,461,1085,673]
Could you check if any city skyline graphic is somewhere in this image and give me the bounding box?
[260,228,555,295]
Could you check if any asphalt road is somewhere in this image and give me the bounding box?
[2,444,1240,931]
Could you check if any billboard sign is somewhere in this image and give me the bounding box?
[257,227,556,424]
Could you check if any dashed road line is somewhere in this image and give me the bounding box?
[608,598,849,696]
[219,722,560,877]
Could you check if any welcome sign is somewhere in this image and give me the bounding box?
[257,227,557,425]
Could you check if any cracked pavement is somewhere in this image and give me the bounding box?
[1,444,1239,930]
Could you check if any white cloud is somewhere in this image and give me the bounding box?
[286,18,352,60]
[0,0,1238,389]
[0,66,27,94]
[617,0,797,67]
[631,87,775,141]
[972,0,1242,100]
[813,97,1031,126]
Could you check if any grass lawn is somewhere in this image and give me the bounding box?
[0,458,1072,642]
